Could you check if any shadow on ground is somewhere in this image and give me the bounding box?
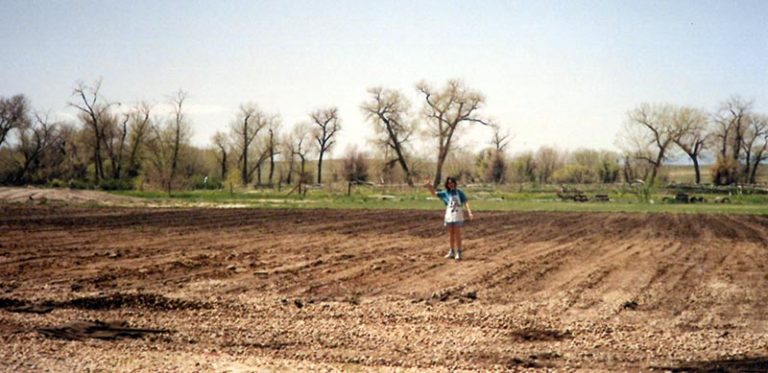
[657,357,768,373]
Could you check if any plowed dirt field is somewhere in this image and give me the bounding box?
[2,205,768,371]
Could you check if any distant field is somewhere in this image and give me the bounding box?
[4,165,767,216]
[664,164,768,184]
[112,184,768,215]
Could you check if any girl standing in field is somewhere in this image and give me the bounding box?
[424,176,473,260]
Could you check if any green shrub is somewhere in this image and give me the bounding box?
[98,179,133,191]
[47,179,67,188]
[68,179,96,190]
[552,164,597,184]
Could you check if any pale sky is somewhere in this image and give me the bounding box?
[2,0,767,158]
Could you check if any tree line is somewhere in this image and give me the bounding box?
[619,97,767,187]
[1,79,765,194]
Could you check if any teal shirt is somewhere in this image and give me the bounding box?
[436,189,467,206]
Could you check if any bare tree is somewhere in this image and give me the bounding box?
[0,95,30,148]
[70,79,115,182]
[211,130,229,180]
[293,123,312,181]
[147,91,191,196]
[146,122,170,192]
[231,103,268,185]
[510,151,536,183]
[254,147,269,187]
[342,146,369,195]
[489,125,512,183]
[58,122,89,180]
[672,106,709,184]
[266,118,281,186]
[475,147,507,184]
[621,151,651,184]
[741,114,768,184]
[361,87,415,185]
[126,102,153,178]
[417,79,491,187]
[168,91,189,194]
[490,124,512,152]
[253,115,280,187]
[286,122,312,192]
[620,103,679,186]
[534,146,563,184]
[280,133,296,186]
[310,107,341,184]
[11,113,60,184]
[101,111,128,179]
[475,125,512,184]
[711,96,752,184]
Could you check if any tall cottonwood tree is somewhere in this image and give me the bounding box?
[231,103,268,185]
[254,144,270,187]
[168,91,187,193]
[288,122,312,187]
[711,97,752,184]
[620,103,679,186]
[672,106,709,184]
[211,130,229,180]
[361,87,415,185]
[70,79,114,182]
[417,79,491,188]
[126,102,153,178]
[101,111,127,179]
[310,107,341,184]
[147,90,190,196]
[741,114,768,184]
[252,115,280,186]
[280,134,296,186]
[265,118,281,186]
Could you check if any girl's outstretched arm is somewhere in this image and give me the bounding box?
[424,177,437,197]
[465,201,474,220]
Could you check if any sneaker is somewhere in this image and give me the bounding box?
[444,249,455,259]
[454,249,462,260]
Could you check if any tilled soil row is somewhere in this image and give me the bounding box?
[1,206,767,371]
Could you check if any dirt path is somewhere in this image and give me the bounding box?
[0,187,139,205]
[1,206,767,371]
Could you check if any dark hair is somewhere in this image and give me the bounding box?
[444,177,458,190]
